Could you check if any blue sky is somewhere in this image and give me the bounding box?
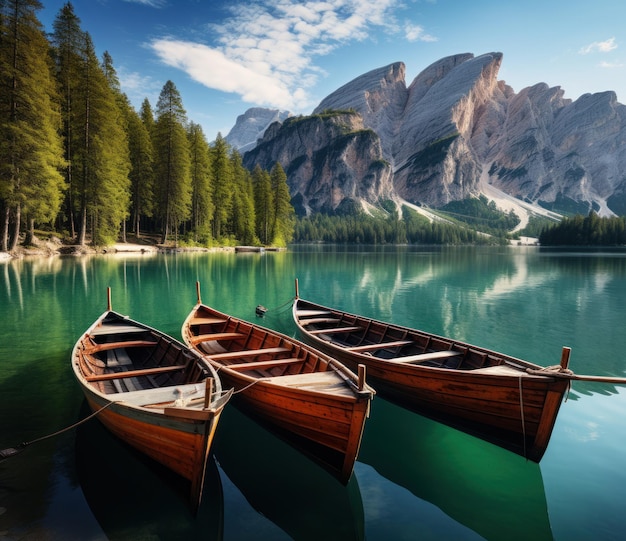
[39,0,626,141]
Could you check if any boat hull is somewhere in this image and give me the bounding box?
[293,298,569,461]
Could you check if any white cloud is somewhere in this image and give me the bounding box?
[579,37,618,55]
[599,60,624,69]
[122,0,166,7]
[149,0,436,110]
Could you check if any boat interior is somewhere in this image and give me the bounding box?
[296,305,519,372]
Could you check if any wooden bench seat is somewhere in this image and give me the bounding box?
[208,347,291,361]
[188,316,228,326]
[85,364,187,383]
[296,310,333,317]
[308,325,362,335]
[299,317,341,326]
[391,350,462,364]
[347,340,414,352]
[190,332,246,344]
[226,358,305,371]
[83,340,158,354]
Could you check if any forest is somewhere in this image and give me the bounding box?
[0,1,295,251]
[539,212,626,245]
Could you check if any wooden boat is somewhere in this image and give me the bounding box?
[293,294,573,462]
[181,282,374,484]
[72,289,232,514]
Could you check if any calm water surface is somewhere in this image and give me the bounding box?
[1,245,626,540]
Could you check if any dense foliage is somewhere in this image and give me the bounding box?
[438,195,520,235]
[539,212,626,245]
[294,206,504,245]
[0,1,295,248]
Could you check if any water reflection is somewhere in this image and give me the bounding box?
[75,407,224,540]
[214,405,365,541]
[359,398,553,541]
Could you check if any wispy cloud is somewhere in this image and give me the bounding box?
[150,0,436,111]
[599,60,624,69]
[122,0,167,7]
[579,37,618,55]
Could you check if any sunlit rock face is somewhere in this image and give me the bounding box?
[240,53,626,215]
[243,112,394,215]
[225,108,291,153]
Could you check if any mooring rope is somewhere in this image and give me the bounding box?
[257,296,296,317]
[0,401,115,462]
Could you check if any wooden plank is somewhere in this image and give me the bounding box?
[226,358,305,371]
[347,339,414,352]
[299,318,341,326]
[296,310,333,317]
[190,332,246,344]
[208,347,291,360]
[188,316,228,325]
[85,364,186,382]
[90,324,147,336]
[308,326,362,335]
[83,340,158,354]
[391,350,461,363]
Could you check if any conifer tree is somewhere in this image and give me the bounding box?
[51,1,85,239]
[269,162,295,246]
[153,80,191,244]
[252,164,273,245]
[210,133,233,240]
[229,151,258,245]
[126,104,154,237]
[0,0,65,251]
[72,35,130,246]
[187,121,213,243]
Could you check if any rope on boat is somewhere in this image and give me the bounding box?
[0,401,114,462]
[518,376,527,459]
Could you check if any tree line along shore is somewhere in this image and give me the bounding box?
[0,1,295,255]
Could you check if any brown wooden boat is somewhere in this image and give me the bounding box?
[72,289,232,514]
[293,294,573,462]
[181,282,374,484]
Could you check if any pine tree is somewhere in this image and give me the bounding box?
[187,121,213,243]
[153,80,191,244]
[252,165,272,245]
[51,1,85,240]
[0,0,66,251]
[269,162,295,246]
[229,151,258,245]
[210,133,233,240]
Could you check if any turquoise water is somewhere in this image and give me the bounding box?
[1,246,626,540]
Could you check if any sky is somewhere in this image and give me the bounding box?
[38,0,626,141]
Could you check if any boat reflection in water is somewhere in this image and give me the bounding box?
[358,398,553,541]
[75,406,224,541]
[214,405,365,541]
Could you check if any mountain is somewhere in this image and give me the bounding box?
[242,53,626,219]
[225,107,291,153]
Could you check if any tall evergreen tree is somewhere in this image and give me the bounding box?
[0,0,66,251]
[51,1,84,239]
[210,133,233,240]
[252,164,272,245]
[187,121,213,243]
[269,162,295,246]
[126,104,154,238]
[229,151,258,245]
[153,80,191,244]
[71,34,130,246]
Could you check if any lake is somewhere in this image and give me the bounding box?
[1,245,626,540]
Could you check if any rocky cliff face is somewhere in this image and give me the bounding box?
[225,107,291,153]
[243,112,394,215]
[242,53,626,216]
